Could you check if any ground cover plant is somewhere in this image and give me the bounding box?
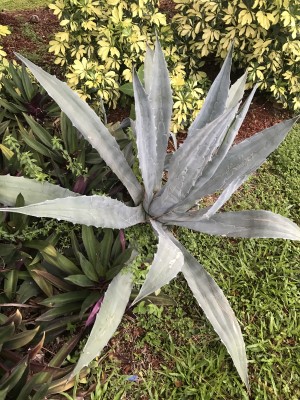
[0,38,299,400]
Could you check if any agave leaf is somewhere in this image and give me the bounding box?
[151,107,238,215]
[131,220,184,306]
[144,44,154,95]
[133,70,157,206]
[191,89,257,218]
[181,117,298,208]
[189,44,233,134]
[225,71,248,110]
[149,39,173,191]
[0,195,146,229]
[173,240,249,389]
[16,53,143,205]
[169,210,300,240]
[0,175,77,206]
[175,86,257,213]
[71,270,133,377]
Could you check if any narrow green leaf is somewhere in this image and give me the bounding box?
[3,326,39,350]
[4,270,18,300]
[65,274,95,287]
[0,357,28,391]
[39,290,90,307]
[16,53,143,204]
[82,225,98,266]
[71,270,133,376]
[0,195,146,229]
[0,323,15,344]
[42,251,81,275]
[17,280,40,303]
[36,303,82,321]
[78,252,99,282]
[23,113,58,148]
[99,228,114,270]
[79,291,101,319]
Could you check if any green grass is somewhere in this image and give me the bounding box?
[70,124,300,399]
[1,0,49,11]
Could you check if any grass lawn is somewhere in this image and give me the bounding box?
[1,0,49,10]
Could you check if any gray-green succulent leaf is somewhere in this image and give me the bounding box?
[0,175,78,206]
[131,220,184,306]
[174,238,249,390]
[15,53,143,205]
[189,43,233,134]
[71,270,133,377]
[0,195,146,229]
[166,210,300,240]
[179,116,298,212]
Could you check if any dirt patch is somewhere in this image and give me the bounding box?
[0,7,59,71]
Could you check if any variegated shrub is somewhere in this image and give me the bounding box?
[0,42,299,390]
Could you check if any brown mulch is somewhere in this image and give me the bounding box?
[0,7,59,70]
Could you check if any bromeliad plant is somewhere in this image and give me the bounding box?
[0,41,299,390]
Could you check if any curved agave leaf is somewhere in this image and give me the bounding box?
[174,86,257,213]
[149,39,173,191]
[144,44,154,95]
[188,43,233,134]
[0,175,77,206]
[131,220,184,306]
[150,107,238,215]
[165,210,300,240]
[16,54,143,205]
[172,239,249,389]
[133,70,157,206]
[71,270,133,377]
[225,71,248,110]
[181,117,298,210]
[0,195,146,229]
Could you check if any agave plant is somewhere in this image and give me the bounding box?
[0,41,299,390]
